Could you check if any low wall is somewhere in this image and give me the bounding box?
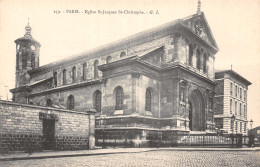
[0,100,95,153]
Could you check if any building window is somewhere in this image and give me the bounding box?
[196,49,200,70]
[230,82,233,96]
[203,53,207,73]
[244,123,247,133]
[120,52,126,58]
[83,63,87,81]
[53,72,57,87]
[115,87,124,110]
[235,121,238,132]
[235,85,237,97]
[188,44,193,66]
[46,99,52,107]
[72,66,76,83]
[239,103,242,115]
[94,90,102,112]
[94,60,99,78]
[244,90,247,101]
[240,122,242,132]
[106,56,112,63]
[67,95,74,110]
[63,69,67,85]
[244,105,246,118]
[145,88,152,111]
[240,88,242,100]
[235,101,237,115]
[230,99,232,114]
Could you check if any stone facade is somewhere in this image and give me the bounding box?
[10,11,220,147]
[0,100,95,153]
[214,70,251,135]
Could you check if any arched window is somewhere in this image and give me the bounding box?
[83,63,87,81]
[53,71,57,87]
[188,44,193,66]
[203,53,207,73]
[22,53,27,69]
[115,87,124,110]
[16,53,19,70]
[63,69,67,85]
[46,99,53,107]
[67,95,74,110]
[196,49,200,70]
[31,53,35,70]
[106,56,112,63]
[120,52,126,58]
[94,90,102,112]
[145,88,152,111]
[94,60,99,78]
[72,66,76,83]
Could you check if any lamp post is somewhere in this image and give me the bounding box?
[231,115,236,148]
[250,119,253,130]
[249,119,254,147]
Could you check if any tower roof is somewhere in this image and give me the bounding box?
[24,22,32,39]
[14,20,41,46]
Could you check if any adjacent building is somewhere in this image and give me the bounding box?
[214,70,251,135]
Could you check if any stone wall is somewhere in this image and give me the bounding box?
[0,100,95,153]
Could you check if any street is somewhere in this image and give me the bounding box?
[1,150,260,167]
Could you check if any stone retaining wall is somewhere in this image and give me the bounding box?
[0,100,95,153]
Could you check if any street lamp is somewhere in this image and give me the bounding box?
[231,115,236,148]
[250,119,253,130]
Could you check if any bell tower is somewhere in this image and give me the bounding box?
[11,20,41,103]
[14,20,41,88]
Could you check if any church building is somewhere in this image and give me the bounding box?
[10,2,219,146]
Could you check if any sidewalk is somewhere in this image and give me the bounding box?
[1,147,260,161]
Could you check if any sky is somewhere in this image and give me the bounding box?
[0,0,260,128]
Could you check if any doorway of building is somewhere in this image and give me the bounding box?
[43,119,55,150]
[188,90,205,131]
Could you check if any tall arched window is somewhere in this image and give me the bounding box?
[106,56,112,63]
[46,99,53,107]
[53,71,57,87]
[188,44,193,66]
[145,88,152,111]
[22,53,28,69]
[67,95,74,110]
[31,53,35,70]
[83,63,87,81]
[72,66,76,83]
[115,87,124,110]
[120,52,126,58]
[63,69,67,85]
[94,90,102,112]
[203,53,207,73]
[196,49,201,70]
[94,60,99,78]
[16,53,19,70]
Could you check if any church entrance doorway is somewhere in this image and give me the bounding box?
[188,90,205,131]
[43,119,55,150]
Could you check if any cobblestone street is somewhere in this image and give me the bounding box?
[1,150,260,167]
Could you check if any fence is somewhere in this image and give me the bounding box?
[95,130,255,148]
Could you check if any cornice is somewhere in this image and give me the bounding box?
[28,79,103,97]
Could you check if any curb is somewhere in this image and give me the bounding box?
[1,147,259,161]
[157,148,260,152]
[0,149,156,161]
